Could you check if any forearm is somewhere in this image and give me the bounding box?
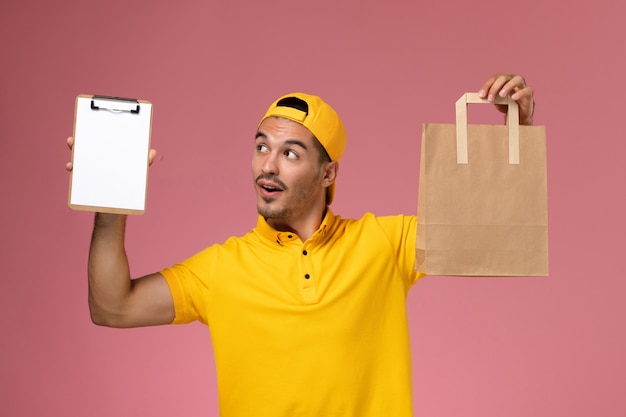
[87,213,132,326]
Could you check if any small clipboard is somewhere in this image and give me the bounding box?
[68,94,153,215]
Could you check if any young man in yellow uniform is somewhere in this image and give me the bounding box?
[68,73,534,417]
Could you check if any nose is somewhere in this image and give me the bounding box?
[260,151,279,176]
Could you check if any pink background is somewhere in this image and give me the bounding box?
[1,1,624,416]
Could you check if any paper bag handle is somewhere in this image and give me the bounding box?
[455,92,520,165]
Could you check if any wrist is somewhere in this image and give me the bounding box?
[94,212,127,228]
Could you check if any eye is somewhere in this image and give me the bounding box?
[256,144,268,153]
[284,149,298,159]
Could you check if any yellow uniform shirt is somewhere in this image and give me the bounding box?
[161,210,424,417]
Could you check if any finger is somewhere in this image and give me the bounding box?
[479,73,513,102]
[148,149,158,166]
[488,73,516,101]
[498,75,527,98]
[478,74,498,99]
[511,86,535,125]
[493,104,508,115]
[510,85,533,102]
[479,73,505,92]
[66,137,75,172]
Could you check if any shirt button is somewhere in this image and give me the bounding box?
[304,274,310,279]
[302,250,308,255]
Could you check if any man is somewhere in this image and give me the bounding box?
[67,73,535,416]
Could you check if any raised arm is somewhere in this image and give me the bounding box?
[478,72,535,126]
[87,213,174,327]
[67,137,174,328]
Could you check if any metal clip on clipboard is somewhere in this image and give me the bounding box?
[90,95,141,114]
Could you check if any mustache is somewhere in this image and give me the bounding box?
[255,174,288,191]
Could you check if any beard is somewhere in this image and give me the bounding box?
[257,202,290,219]
[255,175,320,221]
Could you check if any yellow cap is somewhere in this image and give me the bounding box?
[259,92,346,204]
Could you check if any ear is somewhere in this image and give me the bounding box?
[321,161,339,187]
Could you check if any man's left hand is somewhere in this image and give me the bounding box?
[479,73,535,125]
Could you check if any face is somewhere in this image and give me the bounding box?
[252,117,335,223]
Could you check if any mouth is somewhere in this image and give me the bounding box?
[257,178,286,197]
[261,185,281,192]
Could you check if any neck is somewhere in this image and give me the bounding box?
[266,206,327,241]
